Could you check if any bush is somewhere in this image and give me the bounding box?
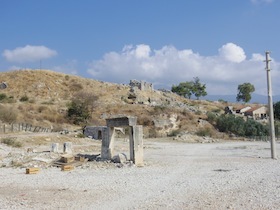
[1,137,22,148]
[0,93,7,101]
[196,127,213,137]
[215,114,268,137]
[20,96,29,102]
[153,105,167,114]
[168,129,181,137]
[0,106,17,123]
[67,101,90,125]
[207,112,217,124]
[195,110,202,115]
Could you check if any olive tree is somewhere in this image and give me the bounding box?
[171,77,207,100]
[171,81,193,99]
[236,83,255,103]
[192,77,207,100]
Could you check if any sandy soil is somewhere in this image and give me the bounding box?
[0,133,280,210]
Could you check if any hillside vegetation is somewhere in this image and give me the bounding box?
[0,69,239,138]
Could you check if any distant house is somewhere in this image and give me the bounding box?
[224,105,251,115]
[224,105,268,120]
[235,106,252,115]
[244,106,268,120]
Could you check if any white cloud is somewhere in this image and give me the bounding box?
[218,43,246,63]
[87,43,280,95]
[2,45,57,63]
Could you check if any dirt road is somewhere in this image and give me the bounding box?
[1,138,280,209]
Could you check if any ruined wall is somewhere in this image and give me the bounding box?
[83,126,107,140]
[129,79,153,91]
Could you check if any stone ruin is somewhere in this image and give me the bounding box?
[83,126,107,140]
[0,82,8,89]
[84,116,144,166]
[129,79,153,91]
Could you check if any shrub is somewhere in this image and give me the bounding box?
[215,114,268,137]
[207,112,217,123]
[67,101,90,125]
[65,75,70,81]
[196,127,213,137]
[76,133,85,138]
[138,116,154,126]
[168,129,181,137]
[0,93,7,101]
[153,105,167,114]
[0,106,17,123]
[195,110,202,115]
[1,137,22,148]
[70,83,83,92]
[212,108,221,113]
[20,95,29,102]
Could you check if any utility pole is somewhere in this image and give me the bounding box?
[265,51,277,159]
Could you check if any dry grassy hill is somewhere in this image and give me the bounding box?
[0,69,228,138]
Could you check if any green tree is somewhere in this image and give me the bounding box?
[171,81,193,99]
[274,101,280,120]
[171,77,207,99]
[192,77,207,100]
[67,91,98,125]
[236,83,255,103]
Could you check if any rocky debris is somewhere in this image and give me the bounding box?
[0,82,8,89]
[112,153,127,164]
[173,132,219,143]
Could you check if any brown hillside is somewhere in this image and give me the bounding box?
[0,69,227,138]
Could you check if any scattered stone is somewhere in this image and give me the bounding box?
[63,142,72,154]
[51,143,59,153]
[0,82,8,89]
[112,153,127,163]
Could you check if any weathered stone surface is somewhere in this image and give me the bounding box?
[83,126,107,140]
[63,142,72,154]
[101,116,144,167]
[0,82,7,89]
[106,116,137,127]
[112,153,127,163]
[51,143,59,153]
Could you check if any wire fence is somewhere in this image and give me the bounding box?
[248,135,280,141]
[0,123,52,133]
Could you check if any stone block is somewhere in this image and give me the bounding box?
[51,143,59,153]
[63,142,72,154]
[106,116,137,127]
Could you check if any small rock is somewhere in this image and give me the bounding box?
[112,153,127,163]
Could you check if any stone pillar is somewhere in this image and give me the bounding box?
[133,125,144,166]
[51,143,59,153]
[128,126,134,162]
[63,142,72,154]
[101,127,114,160]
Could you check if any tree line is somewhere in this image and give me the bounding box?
[171,79,257,103]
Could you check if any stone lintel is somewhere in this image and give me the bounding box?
[106,116,137,127]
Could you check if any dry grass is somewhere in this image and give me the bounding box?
[0,69,237,137]
[1,137,22,148]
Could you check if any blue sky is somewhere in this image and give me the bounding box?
[1,0,280,95]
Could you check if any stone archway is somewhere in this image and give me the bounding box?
[101,116,144,166]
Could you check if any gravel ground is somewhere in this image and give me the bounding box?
[1,138,280,210]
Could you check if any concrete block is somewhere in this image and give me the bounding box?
[51,143,59,153]
[63,142,72,154]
